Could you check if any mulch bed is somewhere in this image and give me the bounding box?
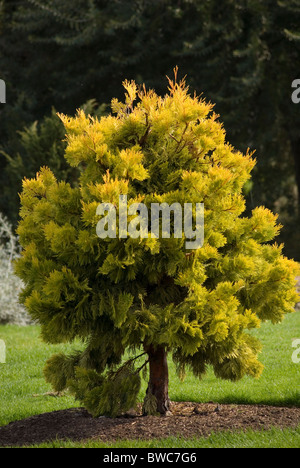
[0,402,300,447]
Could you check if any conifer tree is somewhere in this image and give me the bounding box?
[15,72,299,417]
[0,100,103,224]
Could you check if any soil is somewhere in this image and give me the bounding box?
[0,402,300,447]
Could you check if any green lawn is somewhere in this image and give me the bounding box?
[27,427,300,449]
[0,310,299,447]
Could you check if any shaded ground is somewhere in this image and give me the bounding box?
[0,402,300,447]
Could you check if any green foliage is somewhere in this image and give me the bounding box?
[143,391,159,417]
[0,100,104,224]
[15,75,300,417]
[68,362,141,418]
[43,352,79,393]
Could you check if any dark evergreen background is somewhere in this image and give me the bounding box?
[0,0,299,259]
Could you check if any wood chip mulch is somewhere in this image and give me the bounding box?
[0,402,300,447]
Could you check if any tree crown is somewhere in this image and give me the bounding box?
[15,73,299,416]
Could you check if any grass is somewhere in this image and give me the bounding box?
[0,326,79,426]
[0,310,299,447]
[25,427,300,449]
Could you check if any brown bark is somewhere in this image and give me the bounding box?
[143,344,170,415]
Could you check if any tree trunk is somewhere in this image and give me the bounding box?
[143,345,170,416]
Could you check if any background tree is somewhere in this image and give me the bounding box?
[0,212,30,325]
[176,0,300,258]
[15,76,299,417]
[0,100,104,224]
[1,0,299,259]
